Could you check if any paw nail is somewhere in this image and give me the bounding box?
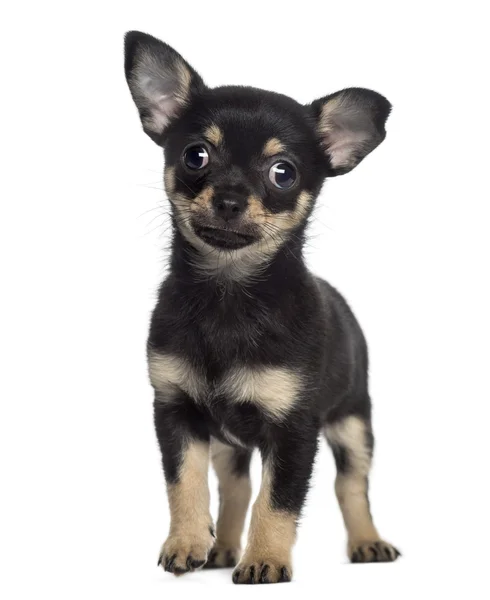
[189,558,206,569]
[165,554,176,572]
[260,564,270,583]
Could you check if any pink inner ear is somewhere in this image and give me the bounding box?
[325,130,370,170]
[319,94,376,171]
[149,94,179,130]
[132,51,191,135]
[137,71,179,133]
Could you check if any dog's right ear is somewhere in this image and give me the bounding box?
[124,31,205,143]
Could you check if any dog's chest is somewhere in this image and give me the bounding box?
[148,351,301,421]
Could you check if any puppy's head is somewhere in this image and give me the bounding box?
[125,32,391,261]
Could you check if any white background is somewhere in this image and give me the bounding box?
[1,1,489,598]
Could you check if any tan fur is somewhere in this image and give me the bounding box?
[207,440,252,566]
[182,239,275,281]
[318,96,341,132]
[166,186,214,258]
[190,185,214,212]
[174,59,192,107]
[325,417,383,553]
[204,124,223,147]
[150,353,300,419]
[271,190,312,230]
[234,462,296,582]
[164,166,176,194]
[167,184,214,216]
[160,440,214,571]
[219,366,301,419]
[326,416,372,476]
[148,351,205,401]
[292,190,314,224]
[262,137,285,157]
[166,441,212,535]
[170,198,216,256]
[335,474,380,549]
[247,194,265,221]
[246,191,313,234]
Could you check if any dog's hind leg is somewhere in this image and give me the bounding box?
[204,439,252,569]
[325,414,400,563]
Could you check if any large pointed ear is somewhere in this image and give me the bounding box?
[124,31,205,143]
[309,88,391,176]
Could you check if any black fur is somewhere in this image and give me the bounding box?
[231,447,252,478]
[124,31,393,580]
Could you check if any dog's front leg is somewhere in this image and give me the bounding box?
[233,429,317,584]
[154,397,214,575]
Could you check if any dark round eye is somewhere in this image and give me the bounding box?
[269,162,297,189]
[183,145,209,170]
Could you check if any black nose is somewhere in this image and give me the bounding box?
[214,198,243,222]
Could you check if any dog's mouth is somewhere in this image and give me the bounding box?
[193,225,257,250]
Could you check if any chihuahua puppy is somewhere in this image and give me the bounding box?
[124,31,399,584]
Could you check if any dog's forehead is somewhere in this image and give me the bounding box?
[194,87,313,157]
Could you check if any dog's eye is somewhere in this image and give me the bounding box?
[183,146,209,170]
[269,162,296,189]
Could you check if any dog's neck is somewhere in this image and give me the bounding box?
[169,225,307,293]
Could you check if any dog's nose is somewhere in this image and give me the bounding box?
[214,198,243,222]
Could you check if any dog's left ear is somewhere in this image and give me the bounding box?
[124,31,205,143]
[309,88,391,176]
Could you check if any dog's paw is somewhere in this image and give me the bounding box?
[350,540,401,563]
[158,531,214,575]
[203,545,240,569]
[232,558,292,584]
